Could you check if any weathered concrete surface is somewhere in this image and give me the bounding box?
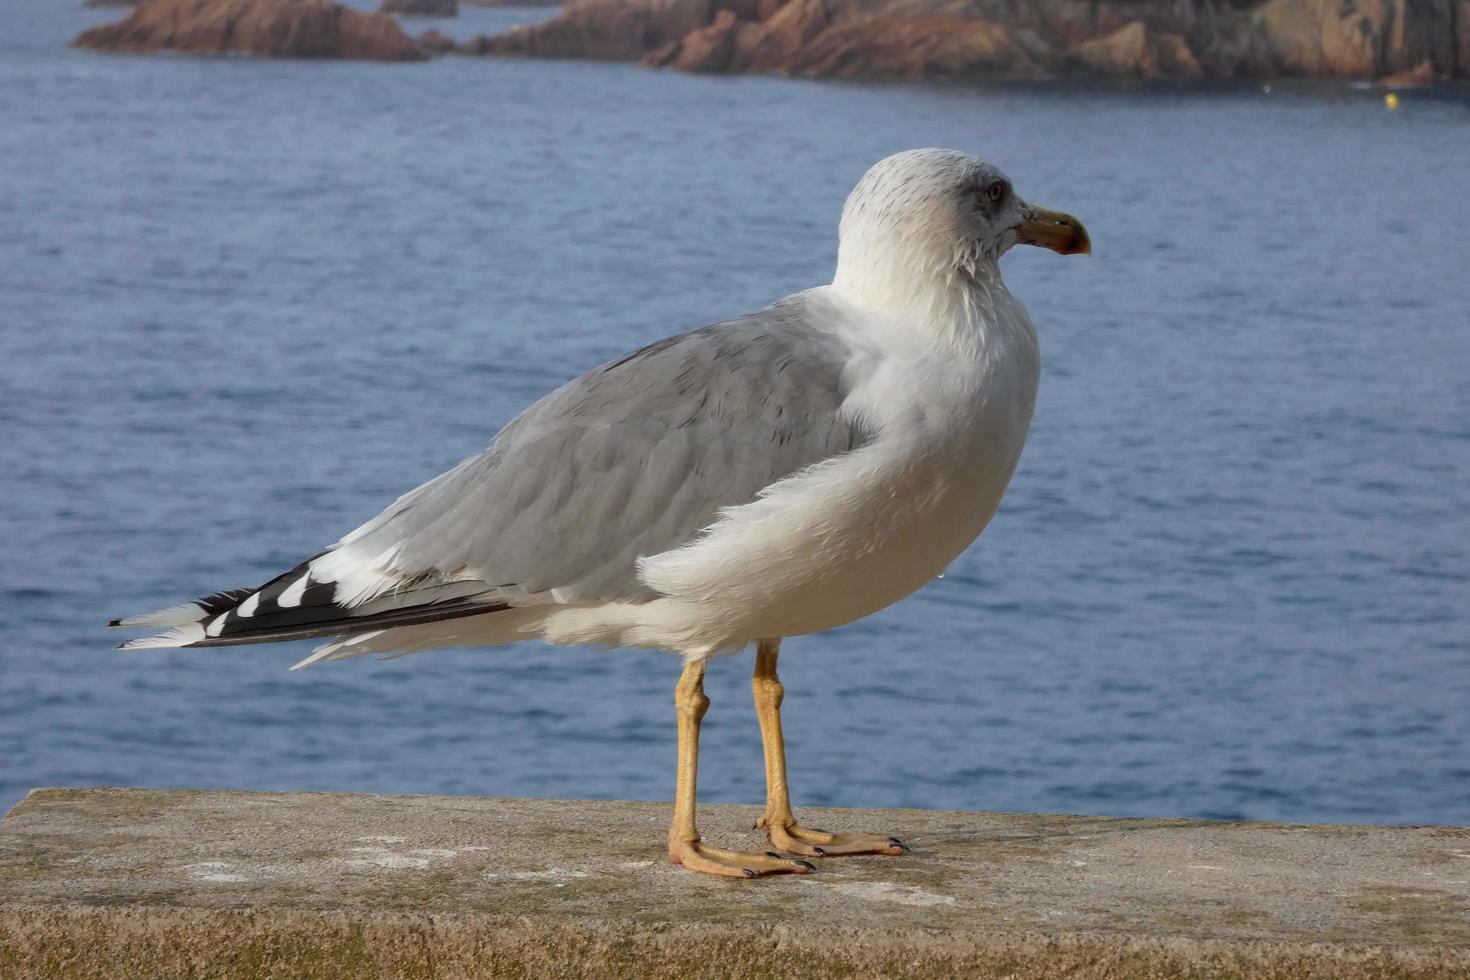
[2,788,1468,978]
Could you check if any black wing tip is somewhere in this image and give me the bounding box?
[198,588,256,615]
[109,554,334,639]
[183,598,514,648]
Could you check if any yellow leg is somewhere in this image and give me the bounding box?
[753,638,909,858]
[667,656,813,878]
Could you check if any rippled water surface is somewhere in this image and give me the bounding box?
[3,0,1468,825]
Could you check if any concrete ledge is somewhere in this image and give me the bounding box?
[2,788,1468,978]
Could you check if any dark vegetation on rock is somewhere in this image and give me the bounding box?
[72,0,424,60]
[469,0,1468,81]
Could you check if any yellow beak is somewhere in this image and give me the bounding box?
[1016,206,1091,256]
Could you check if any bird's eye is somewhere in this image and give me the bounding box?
[983,181,1007,204]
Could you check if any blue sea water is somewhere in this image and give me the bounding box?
[2,0,1468,827]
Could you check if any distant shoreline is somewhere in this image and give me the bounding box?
[466,0,1465,85]
[70,0,1469,86]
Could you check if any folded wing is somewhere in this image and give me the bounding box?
[110,293,870,655]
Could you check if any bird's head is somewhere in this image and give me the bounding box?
[833,148,1089,313]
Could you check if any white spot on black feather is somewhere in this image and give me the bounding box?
[277,574,310,608]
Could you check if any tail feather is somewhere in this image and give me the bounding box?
[110,549,512,652]
[108,589,254,629]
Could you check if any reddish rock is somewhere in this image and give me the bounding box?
[1068,21,1147,77]
[737,0,830,70]
[641,0,843,74]
[1194,21,1276,79]
[382,0,457,16]
[417,27,456,55]
[661,8,741,72]
[484,0,716,61]
[1379,59,1433,86]
[1254,0,1450,79]
[1149,31,1203,79]
[1258,0,1379,76]
[467,0,1469,80]
[81,0,143,9]
[1067,20,1201,79]
[72,0,424,60]
[789,17,1049,79]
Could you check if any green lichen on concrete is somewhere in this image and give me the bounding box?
[4,909,1469,980]
[1349,886,1470,945]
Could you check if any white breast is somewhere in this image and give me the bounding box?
[628,283,1042,653]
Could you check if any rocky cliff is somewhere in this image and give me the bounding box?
[473,0,1465,81]
[72,0,424,60]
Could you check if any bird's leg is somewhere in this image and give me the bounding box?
[667,655,812,878]
[753,638,909,858]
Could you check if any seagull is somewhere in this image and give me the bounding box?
[111,148,1089,878]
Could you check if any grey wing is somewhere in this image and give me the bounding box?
[111,293,872,651]
[345,293,869,603]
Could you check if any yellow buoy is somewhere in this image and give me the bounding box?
[1385,92,1400,110]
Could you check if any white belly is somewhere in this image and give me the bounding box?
[726,415,1031,640]
[631,329,1039,652]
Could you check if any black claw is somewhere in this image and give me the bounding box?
[752,822,760,831]
[741,868,759,878]
[812,846,827,856]
[766,851,784,859]
[795,859,816,871]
